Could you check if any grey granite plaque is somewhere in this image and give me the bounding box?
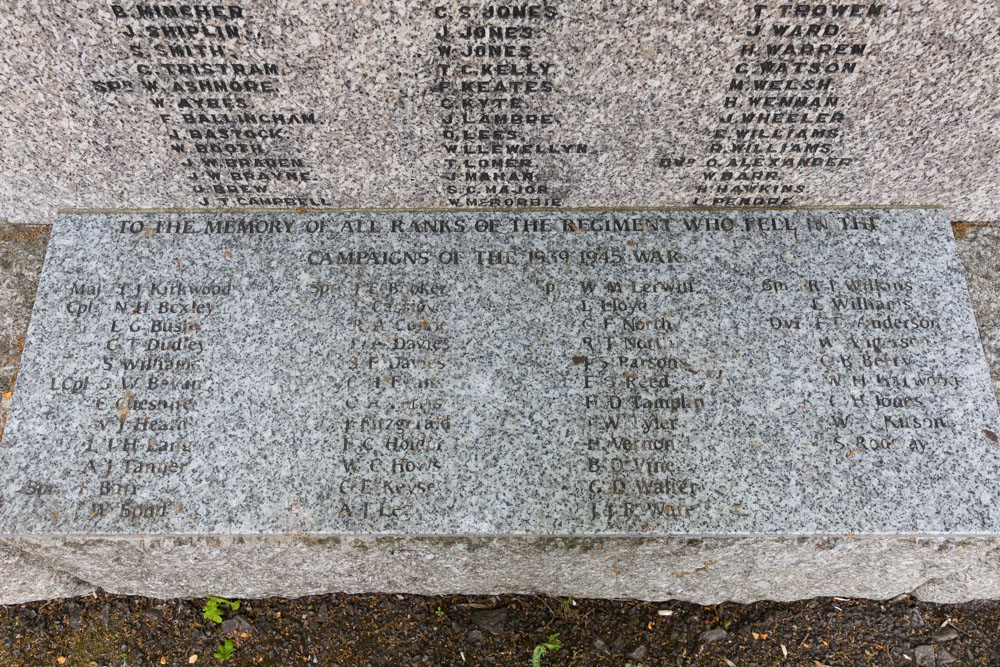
[2,3,1000,224]
[2,207,998,534]
[2,208,1000,603]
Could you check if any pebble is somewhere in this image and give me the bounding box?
[466,629,484,644]
[66,603,81,630]
[700,627,728,643]
[930,628,959,643]
[220,615,251,634]
[913,644,936,667]
[592,638,610,655]
[628,644,648,660]
[936,648,957,665]
[470,609,507,636]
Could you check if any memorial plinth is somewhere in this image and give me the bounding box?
[1,208,998,603]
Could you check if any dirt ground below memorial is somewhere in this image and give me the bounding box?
[1,591,998,666]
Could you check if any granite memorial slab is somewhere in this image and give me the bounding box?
[1,208,999,603]
[1,2,1000,225]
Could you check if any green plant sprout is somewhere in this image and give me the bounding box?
[531,633,562,667]
[203,596,241,624]
[213,639,235,662]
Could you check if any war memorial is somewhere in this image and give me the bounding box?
[1,2,1000,605]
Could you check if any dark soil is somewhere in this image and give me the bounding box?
[2,591,997,666]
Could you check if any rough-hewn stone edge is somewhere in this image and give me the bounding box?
[0,540,94,604]
[3,534,1000,605]
[0,222,50,444]
[952,221,1000,403]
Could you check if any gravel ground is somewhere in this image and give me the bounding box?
[1,591,998,666]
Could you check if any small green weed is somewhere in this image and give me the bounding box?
[531,633,562,667]
[203,596,241,624]
[435,606,444,618]
[213,639,235,662]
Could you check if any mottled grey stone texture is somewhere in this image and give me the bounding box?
[1,2,999,223]
[0,224,49,439]
[0,542,92,605]
[6,535,1000,604]
[954,223,1000,401]
[2,209,1000,603]
[0,225,94,603]
[4,209,998,535]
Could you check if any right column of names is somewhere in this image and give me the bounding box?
[681,3,887,206]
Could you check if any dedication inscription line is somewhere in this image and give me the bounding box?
[1,210,997,537]
[56,205,944,215]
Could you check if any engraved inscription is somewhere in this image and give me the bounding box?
[96,3,332,207]
[2,210,998,536]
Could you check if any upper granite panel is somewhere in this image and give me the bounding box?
[0,2,998,222]
[1,209,997,536]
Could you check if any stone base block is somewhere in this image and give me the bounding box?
[3,535,1000,604]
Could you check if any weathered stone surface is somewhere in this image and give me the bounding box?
[4,208,998,536]
[0,227,84,603]
[1,3,999,224]
[0,224,49,442]
[0,542,92,605]
[954,223,1000,399]
[0,224,94,602]
[5,535,1000,604]
[1,208,999,603]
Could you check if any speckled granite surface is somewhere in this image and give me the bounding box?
[953,223,1000,402]
[1,209,1000,602]
[0,224,94,603]
[5,209,998,535]
[1,2,999,224]
[0,225,49,441]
